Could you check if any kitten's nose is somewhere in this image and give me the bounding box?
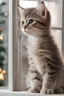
[24,25,27,29]
[24,24,29,29]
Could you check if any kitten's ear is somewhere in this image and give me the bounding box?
[36,1,49,18]
[18,5,25,15]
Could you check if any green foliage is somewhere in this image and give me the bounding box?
[0,2,6,69]
[0,1,6,85]
[0,21,5,24]
[1,2,6,6]
[0,44,6,52]
[0,13,5,16]
[0,40,4,44]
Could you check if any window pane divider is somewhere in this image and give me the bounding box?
[51,27,62,30]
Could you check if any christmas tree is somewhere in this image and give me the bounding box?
[0,2,6,86]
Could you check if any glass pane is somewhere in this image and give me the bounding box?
[0,0,8,88]
[19,0,62,91]
[45,0,62,27]
[19,0,37,8]
[51,30,62,52]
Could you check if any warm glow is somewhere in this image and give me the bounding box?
[0,74,4,80]
[0,68,2,72]
[0,68,6,80]
[4,12,8,17]
[0,35,3,40]
[3,70,6,74]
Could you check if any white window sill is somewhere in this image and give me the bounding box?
[0,91,63,96]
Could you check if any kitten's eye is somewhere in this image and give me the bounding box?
[22,21,24,25]
[28,19,33,24]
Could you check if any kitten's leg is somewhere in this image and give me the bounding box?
[40,72,57,94]
[40,57,61,94]
[28,70,42,93]
[28,56,42,93]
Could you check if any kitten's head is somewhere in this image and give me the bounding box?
[18,2,51,37]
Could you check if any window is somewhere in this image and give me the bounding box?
[0,0,63,94]
[18,0,63,91]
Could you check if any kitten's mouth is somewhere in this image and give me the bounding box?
[22,28,28,35]
[22,28,25,32]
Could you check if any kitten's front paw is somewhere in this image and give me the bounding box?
[55,88,63,94]
[40,88,54,94]
[28,88,39,93]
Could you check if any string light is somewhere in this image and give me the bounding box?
[0,68,6,80]
[0,34,3,40]
[4,12,8,17]
[0,68,2,72]
[0,1,6,83]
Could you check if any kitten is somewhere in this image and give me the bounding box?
[18,2,64,94]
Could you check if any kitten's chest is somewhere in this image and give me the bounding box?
[27,36,39,55]
[27,36,46,75]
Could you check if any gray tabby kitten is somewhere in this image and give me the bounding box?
[18,2,64,94]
